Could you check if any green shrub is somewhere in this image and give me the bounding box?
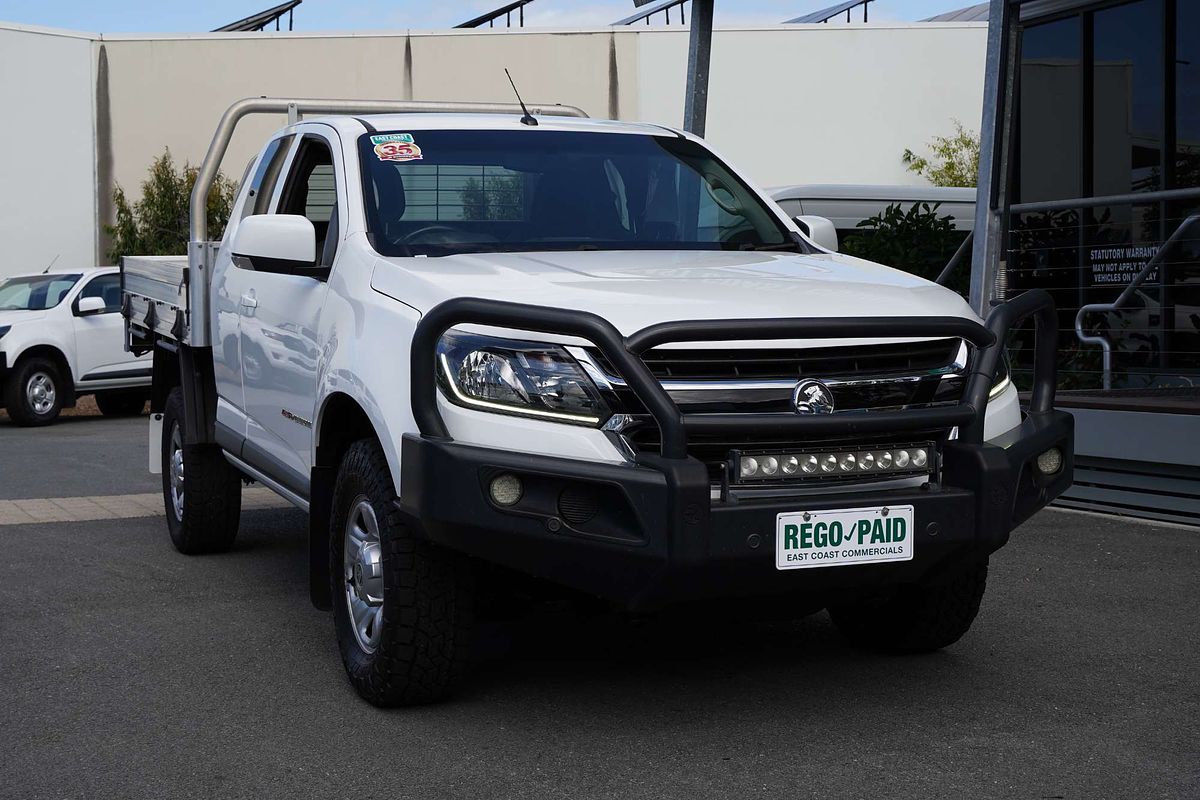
[842,202,970,296]
[902,120,980,188]
[106,149,236,263]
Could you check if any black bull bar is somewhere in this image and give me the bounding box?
[410,289,1061,454]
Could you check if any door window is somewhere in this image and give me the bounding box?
[76,274,123,313]
[278,137,340,270]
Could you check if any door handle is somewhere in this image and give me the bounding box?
[240,292,258,309]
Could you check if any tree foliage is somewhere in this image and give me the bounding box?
[106,149,237,263]
[902,120,980,188]
[841,202,970,296]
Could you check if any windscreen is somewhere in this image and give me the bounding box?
[358,129,800,257]
[0,274,82,311]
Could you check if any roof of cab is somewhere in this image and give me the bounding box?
[6,266,112,281]
[310,113,679,138]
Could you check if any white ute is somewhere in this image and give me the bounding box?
[122,98,1073,707]
[1,267,150,425]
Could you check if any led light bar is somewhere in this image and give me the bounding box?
[734,442,935,484]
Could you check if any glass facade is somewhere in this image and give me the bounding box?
[1010,0,1200,394]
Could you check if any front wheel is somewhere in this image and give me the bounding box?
[4,357,63,426]
[331,439,474,707]
[828,558,989,653]
[161,387,241,554]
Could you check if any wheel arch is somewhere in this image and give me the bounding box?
[309,391,391,611]
[8,344,77,407]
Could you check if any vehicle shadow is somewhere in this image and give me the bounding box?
[0,410,146,428]
[462,605,962,705]
[232,507,982,714]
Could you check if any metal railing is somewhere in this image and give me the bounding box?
[1000,186,1200,391]
[783,0,875,24]
[937,229,974,287]
[1074,214,1200,390]
[615,0,690,25]
[456,1,535,29]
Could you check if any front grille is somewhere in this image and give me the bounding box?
[588,338,962,381]
[588,338,968,484]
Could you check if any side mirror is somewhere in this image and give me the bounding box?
[76,296,107,316]
[793,215,839,253]
[232,215,317,274]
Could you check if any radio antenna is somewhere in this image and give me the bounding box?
[42,254,61,274]
[505,68,538,127]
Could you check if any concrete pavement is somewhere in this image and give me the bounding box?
[1,415,1197,799]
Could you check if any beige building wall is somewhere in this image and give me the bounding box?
[0,24,97,274]
[637,24,989,188]
[97,28,643,221]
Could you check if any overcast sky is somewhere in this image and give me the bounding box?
[0,0,972,33]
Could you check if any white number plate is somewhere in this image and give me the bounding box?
[775,505,915,570]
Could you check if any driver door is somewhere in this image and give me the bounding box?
[240,130,342,493]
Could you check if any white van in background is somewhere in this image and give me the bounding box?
[768,184,976,251]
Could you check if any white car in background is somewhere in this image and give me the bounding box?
[0,267,151,426]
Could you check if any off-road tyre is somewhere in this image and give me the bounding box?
[331,438,474,707]
[96,390,147,417]
[161,387,241,554]
[4,357,63,426]
[829,559,989,653]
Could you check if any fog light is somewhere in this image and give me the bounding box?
[858,452,876,471]
[760,456,780,476]
[894,450,911,468]
[821,454,838,473]
[801,455,819,474]
[875,450,893,469]
[740,457,759,478]
[1036,447,1063,475]
[489,474,523,506]
[782,456,801,475]
[838,453,856,472]
[912,448,928,468]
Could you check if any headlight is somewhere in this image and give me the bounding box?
[0,325,10,341]
[989,354,1012,399]
[437,332,610,426]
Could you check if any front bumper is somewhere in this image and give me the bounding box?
[400,409,1072,609]
[401,290,1072,610]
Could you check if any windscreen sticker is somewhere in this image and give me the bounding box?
[370,133,423,163]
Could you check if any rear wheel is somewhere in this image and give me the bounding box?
[161,387,241,554]
[331,439,473,707]
[828,559,989,653]
[95,390,147,417]
[4,357,63,426]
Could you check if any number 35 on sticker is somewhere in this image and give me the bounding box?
[371,133,423,163]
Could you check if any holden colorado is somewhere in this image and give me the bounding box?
[1,267,150,425]
[121,97,1073,707]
